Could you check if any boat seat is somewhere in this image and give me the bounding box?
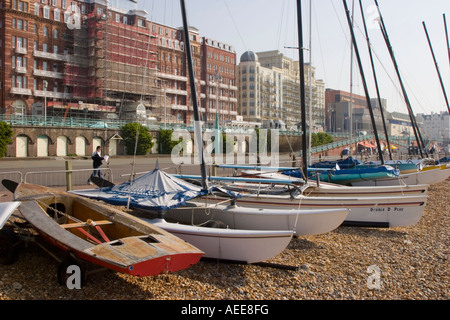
[61,219,113,229]
[61,219,113,244]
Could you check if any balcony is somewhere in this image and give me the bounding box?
[34,90,73,99]
[165,88,188,96]
[33,69,64,79]
[14,66,27,74]
[15,46,27,55]
[171,104,188,111]
[34,50,66,62]
[10,87,32,95]
[156,72,188,82]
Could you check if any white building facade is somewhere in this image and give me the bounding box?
[237,50,325,130]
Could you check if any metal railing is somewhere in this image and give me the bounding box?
[23,167,113,191]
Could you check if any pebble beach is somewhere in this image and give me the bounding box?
[0,179,448,301]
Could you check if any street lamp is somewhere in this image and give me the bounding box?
[43,80,48,124]
[213,70,222,128]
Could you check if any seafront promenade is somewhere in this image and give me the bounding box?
[0,154,448,301]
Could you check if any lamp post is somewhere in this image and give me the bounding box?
[43,80,48,124]
[213,71,222,128]
[164,81,167,129]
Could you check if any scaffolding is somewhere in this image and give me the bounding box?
[63,10,159,119]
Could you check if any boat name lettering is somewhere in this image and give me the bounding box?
[370,207,404,212]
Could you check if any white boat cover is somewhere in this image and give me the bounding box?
[73,168,237,212]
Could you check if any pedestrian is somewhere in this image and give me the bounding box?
[88,146,104,184]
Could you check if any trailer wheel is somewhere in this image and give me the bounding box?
[57,258,86,288]
[0,227,19,265]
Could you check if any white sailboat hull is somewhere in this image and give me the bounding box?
[200,193,427,228]
[176,172,429,197]
[304,182,429,197]
[350,167,450,186]
[164,203,348,236]
[0,202,21,229]
[146,218,293,264]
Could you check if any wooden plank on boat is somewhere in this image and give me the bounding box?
[61,220,113,229]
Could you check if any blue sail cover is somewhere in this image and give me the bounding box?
[73,168,208,212]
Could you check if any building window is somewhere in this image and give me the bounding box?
[54,9,60,21]
[43,6,50,19]
[43,26,48,36]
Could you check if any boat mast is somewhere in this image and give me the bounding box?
[349,0,354,158]
[423,21,450,114]
[374,0,428,158]
[358,0,392,160]
[444,14,450,68]
[180,0,208,190]
[296,0,308,181]
[342,0,384,164]
[308,0,312,165]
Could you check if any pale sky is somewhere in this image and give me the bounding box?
[138,0,450,116]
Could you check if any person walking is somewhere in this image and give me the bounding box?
[88,146,104,184]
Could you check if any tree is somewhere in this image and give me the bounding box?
[120,122,154,155]
[158,129,183,154]
[311,132,333,147]
[0,122,13,158]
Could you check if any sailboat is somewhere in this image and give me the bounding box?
[1,180,204,280]
[73,0,307,264]
[175,0,428,228]
[175,165,429,197]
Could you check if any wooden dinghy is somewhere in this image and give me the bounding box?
[2,180,203,278]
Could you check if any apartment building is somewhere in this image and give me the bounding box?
[237,50,325,130]
[200,36,238,125]
[0,0,161,119]
[416,111,450,143]
[1,0,240,126]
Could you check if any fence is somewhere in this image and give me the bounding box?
[0,167,112,195]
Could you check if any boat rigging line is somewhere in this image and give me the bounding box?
[358,0,393,160]
[180,0,208,191]
[343,0,385,164]
[374,0,428,158]
[296,0,308,182]
[422,21,450,114]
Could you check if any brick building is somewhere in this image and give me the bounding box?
[0,0,238,126]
